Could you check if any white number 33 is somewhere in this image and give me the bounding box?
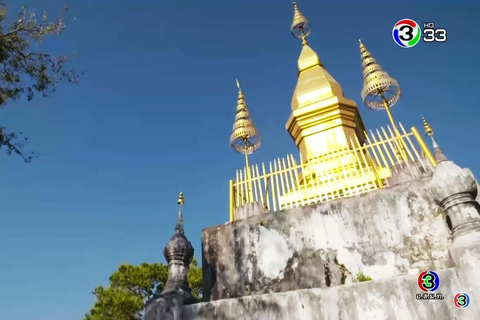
[424,29,447,42]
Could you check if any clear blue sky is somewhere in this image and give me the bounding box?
[0,0,478,319]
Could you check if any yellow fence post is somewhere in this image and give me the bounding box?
[229,180,235,221]
[227,125,438,221]
[411,126,436,168]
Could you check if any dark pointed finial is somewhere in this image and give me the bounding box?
[175,192,184,235]
[159,192,196,302]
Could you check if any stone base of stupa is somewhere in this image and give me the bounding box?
[181,263,479,319]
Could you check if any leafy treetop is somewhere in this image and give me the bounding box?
[84,258,203,320]
[0,4,79,162]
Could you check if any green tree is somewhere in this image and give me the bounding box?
[0,4,79,162]
[84,258,203,320]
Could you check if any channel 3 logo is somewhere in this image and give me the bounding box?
[418,270,440,292]
[416,270,444,301]
[392,19,447,48]
[454,293,470,309]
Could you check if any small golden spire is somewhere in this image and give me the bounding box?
[422,116,434,137]
[421,116,447,163]
[291,2,311,45]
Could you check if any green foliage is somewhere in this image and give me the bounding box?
[0,4,79,162]
[353,271,372,283]
[84,259,203,320]
[188,258,203,299]
[334,259,372,284]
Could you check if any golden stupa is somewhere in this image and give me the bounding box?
[287,3,367,162]
[280,3,388,207]
[227,2,436,220]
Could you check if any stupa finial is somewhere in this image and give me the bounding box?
[230,80,260,202]
[175,192,184,235]
[421,116,447,163]
[291,2,311,46]
[163,191,193,265]
[155,191,197,307]
[359,41,407,158]
[177,191,184,206]
[422,116,434,137]
[360,41,401,110]
[230,80,261,156]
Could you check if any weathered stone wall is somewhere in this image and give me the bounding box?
[464,168,480,203]
[184,267,478,320]
[201,177,453,301]
[387,158,434,187]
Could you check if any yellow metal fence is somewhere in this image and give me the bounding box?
[229,124,436,220]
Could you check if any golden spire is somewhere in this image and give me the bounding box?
[422,116,434,137]
[287,2,366,163]
[230,79,260,155]
[230,80,260,202]
[289,2,345,111]
[359,40,406,159]
[291,2,311,46]
[360,41,401,110]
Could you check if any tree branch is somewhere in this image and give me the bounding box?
[0,26,26,39]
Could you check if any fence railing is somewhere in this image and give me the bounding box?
[229,124,436,221]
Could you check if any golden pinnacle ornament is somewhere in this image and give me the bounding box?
[230,79,260,202]
[359,40,406,159]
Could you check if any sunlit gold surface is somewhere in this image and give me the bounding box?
[287,2,367,183]
[229,125,436,216]
[227,3,438,220]
[412,126,436,167]
[229,180,235,221]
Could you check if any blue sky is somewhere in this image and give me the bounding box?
[0,0,478,319]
